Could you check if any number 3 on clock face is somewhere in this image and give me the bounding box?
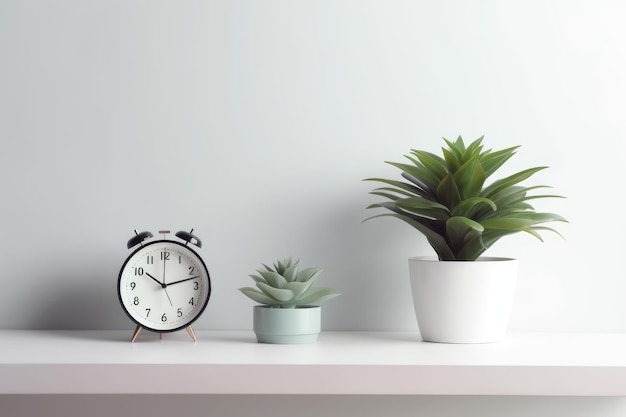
[118,240,211,333]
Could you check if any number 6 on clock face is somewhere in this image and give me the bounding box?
[118,240,211,333]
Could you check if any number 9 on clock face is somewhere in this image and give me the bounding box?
[118,240,211,333]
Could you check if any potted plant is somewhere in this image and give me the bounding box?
[365,136,567,343]
[240,257,340,344]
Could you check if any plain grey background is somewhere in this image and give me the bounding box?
[1,0,625,415]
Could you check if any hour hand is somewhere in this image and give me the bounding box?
[145,272,165,288]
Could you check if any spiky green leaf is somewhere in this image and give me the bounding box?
[436,174,462,209]
[480,145,519,178]
[442,147,461,174]
[482,167,548,199]
[364,136,566,261]
[386,161,439,192]
[481,212,567,230]
[365,213,454,260]
[364,178,425,197]
[445,216,485,260]
[452,197,497,218]
[396,197,450,221]
[370,186,415,198]
[410,150,447,180]
[454,157,486,199]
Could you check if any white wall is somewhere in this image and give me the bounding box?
[1,0,625,333]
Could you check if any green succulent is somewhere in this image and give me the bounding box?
[365,136,567,261]
[240,257,340,308]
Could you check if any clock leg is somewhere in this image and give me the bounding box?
[160,333,164,340]
[186,326,197,342]
[131,325,142,343]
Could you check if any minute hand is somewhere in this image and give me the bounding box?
[167,276,200,286]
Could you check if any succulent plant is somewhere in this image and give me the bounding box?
[240,257,340,308]
[365,136,567,261]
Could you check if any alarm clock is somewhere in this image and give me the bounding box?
[118,229,211,342]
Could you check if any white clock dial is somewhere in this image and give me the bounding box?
[118,240,211,332]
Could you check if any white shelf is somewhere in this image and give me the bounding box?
[1,330,626,396]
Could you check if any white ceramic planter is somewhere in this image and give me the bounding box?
[408,256,518,344]
[253,305,321,344]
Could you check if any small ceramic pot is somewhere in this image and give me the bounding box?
[253,305,321,344]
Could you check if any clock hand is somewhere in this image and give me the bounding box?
[162,255,166,283]
[146,271,172,305]
[167,276,200,286]
[164,287,173,306]
[145,272,165,288]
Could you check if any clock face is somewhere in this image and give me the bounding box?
[118,240,211,332]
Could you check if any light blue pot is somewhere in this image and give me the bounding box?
[253,305,321,344]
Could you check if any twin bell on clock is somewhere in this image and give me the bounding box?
[117,229,211,343]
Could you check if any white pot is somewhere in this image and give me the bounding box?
[408,256,518,343]
[253,305,321,344]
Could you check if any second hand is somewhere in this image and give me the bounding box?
[163,287,173,306]
[145,272,173,306]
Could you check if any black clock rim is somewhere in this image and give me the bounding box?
[117,239,212,333]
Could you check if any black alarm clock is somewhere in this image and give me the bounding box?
[118,229,211,342]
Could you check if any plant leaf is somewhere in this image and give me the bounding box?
[454,157,486,200]
[452,197,497,218]
[526,225,566,240]
[370,186,415,198]
[256,282,295,302]
[400,172,437,199]
[369,191,402,201]
[282,261,299,282]
[480,145,519,178]
[295,267,323,283]
[364,178,424,197]
[248,274,265,284]
[295,287,340,305]
[365,213,454,260]
[285,280,315,298]
[463,136,484,162]
[275,257,295,274]
[385,161,439,192]
[446,216,485,260]
[442,147,461,174]
[239,287,277,305]
[482,167,548,199]
[410,150,447,180]
[436,173,461,209]
[256,270,288,288]
[396,197,450,220]
[481,212,567,230]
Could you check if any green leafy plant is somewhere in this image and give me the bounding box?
[365,136,567,261]
[240,257,340,308]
